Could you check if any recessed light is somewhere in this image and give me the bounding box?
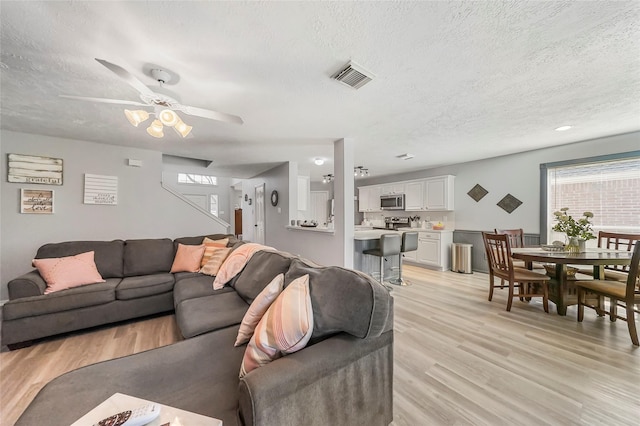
[396,153,415,160]
[314,158,324,166]
[555,125,572,131]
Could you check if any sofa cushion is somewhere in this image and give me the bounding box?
[240,274,313,377]
[116,273,175,300]
[232,250,295,303]
[175,292,248,338]
[33,251,105,294]
[235,273,284,346]
[35,240,125,278]
[213,244,276,290]
[170,243,205,273]
[3,278,120,321]
[173,234,236,248]
[15,326,246,426]
[284,258,392,340]
[173,274,235,307]
[123,239,174,276]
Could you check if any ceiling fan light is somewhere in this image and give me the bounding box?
[158,109,179,127]
[174,118,192,138]
[146,119,164,138]
[124,109,150,127]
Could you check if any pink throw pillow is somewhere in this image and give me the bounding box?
[213,243,273,290]
[234,274,284,346]
[170,243,206,273]
[33,251,105,294]
[239,274,313,378]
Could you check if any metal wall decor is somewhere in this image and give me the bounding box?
[467,184,488,202]
[497,193,522,214]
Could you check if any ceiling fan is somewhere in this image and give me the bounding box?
[61,58,243,138]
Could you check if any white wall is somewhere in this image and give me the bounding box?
[358,132,639,234]
[0,130,228,301]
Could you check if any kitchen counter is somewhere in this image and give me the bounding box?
[286,225,335,234]
[354,228,452,240]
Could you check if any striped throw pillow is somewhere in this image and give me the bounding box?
[234,273,284,346]
[199,247,232,276]
[239,274,313,378]
[200,237,229,267]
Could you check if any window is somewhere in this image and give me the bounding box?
[177,173,217,186]
[210,194,218,217]
[541,152,640,244]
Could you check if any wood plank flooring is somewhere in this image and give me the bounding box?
[1,266,638,425]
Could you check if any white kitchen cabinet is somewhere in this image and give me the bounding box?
[413,231,453,271]
[402,249,417,262]
[404,181,424,211]
[424,175,455,211]
[358,186,381,212]
[380,183,405,195]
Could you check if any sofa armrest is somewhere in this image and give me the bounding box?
[238,330,393,426]
[8,271,46,299]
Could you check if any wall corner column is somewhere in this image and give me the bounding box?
[334,138,354,268]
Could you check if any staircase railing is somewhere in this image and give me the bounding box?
[161,181,231,232]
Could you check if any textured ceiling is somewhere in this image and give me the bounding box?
[1,1,639,181]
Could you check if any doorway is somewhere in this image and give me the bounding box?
[254,183,265,245]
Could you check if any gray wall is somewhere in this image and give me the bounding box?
[1,130,228,301]
[161,155,234,224]
[358,131,640,234]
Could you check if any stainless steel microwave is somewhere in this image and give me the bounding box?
[380,194,405,210]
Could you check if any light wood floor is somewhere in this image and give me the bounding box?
[1,266,639,425]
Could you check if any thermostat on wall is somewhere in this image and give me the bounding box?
[127,159,143,167]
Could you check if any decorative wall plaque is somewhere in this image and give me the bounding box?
[467,184,488,202]
[21,189,54,214]
[8,154,63,185]
[497,193,522,214]
[84,174,118,205]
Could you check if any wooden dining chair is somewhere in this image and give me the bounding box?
[495,228,545,271]
[481,232,550,312]
[577,231,640,281]
[576,242,640,346]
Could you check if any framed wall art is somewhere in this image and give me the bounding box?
[8,154,63,185]
[21,189,54,214]
[84,174,118,205]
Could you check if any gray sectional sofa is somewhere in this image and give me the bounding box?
[2,234,244,348]
[6,236,394,426]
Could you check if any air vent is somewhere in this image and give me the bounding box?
[396,153,415,160]
[331,62,374,89]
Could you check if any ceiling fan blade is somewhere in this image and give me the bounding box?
[59,95,148,107]
[95,58,156,97]
[180,105,244,125]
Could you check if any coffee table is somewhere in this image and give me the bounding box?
[70,392,222,426]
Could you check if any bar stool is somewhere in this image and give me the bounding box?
[390,232,418,286]
[363,234,401,287]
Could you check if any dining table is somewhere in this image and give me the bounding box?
[511,247,633,315]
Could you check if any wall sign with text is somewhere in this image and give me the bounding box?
[84,174,118,205]
[21,189,54,214]
[8,154,63,185]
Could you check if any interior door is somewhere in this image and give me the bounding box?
[254,184,265,245]
[310,191,329,224]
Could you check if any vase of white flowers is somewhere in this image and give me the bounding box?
[552,208,595,253]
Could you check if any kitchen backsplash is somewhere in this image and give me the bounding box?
[362,211,456,230]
